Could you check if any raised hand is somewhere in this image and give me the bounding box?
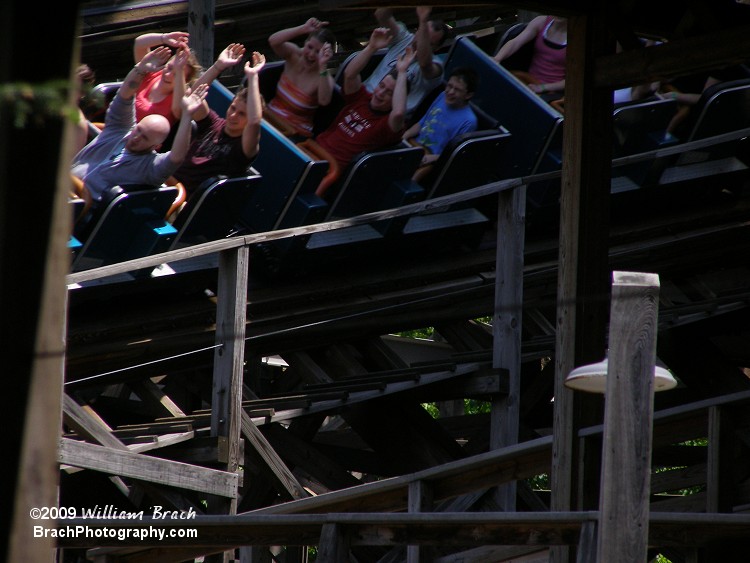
[244,51,266,77]
[416,6,432,21]
[139,46,172,73]
[303,17,329,34]
[396,45,416,74]
[318,42,333,70]
[216,43,246,70]
[161,31,189,49]
[368,27,393,50]
[172,46,189,73]
[181,83,209,116]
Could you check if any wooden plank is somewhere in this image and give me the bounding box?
[262,362,484,424]
[261,423,361,491]
[58,438,238,498]
[113,424,194,437]
[252,436,552,515]
[128,432,196,454]
[597,271,660,563]
[60,511,599,549]
[241,411,309,500]
[63,394,129,451]
[56,511,750,553]
[128,378,187,419]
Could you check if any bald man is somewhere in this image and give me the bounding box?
[71,46,206,203]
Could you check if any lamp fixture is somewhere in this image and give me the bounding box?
[564,354,678,394]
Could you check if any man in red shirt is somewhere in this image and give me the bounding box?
[315,27,415,172]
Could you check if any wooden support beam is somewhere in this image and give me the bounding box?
[407,480,434,563]
[317,523,350,563]
[241,412,309,500]
[551,9,614,562]
[61,394,140,500]
[261,423,361,491]
[211,247,249,456]
[128,378,187,419]
[208,247,248,561]
[706,405,735,513]
[551,1,614,538]
[597,271,660,563]
[59,438,238,498]
[63,394,128,451]
[490,182,526,511]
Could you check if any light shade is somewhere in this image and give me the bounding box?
[564,357,678,394]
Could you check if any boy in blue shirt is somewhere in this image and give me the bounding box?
[402,66,478,182]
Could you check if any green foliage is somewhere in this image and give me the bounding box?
[526,473,549,490]
[396,326,434,339]
[653,438,708,496]
[465,399,490,414]
[421,399,491,418]
[1,80,76,128]
[421,402,440,418]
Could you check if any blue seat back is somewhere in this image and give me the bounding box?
[443,36,563,178]
[610,98,680,188]
[687,79,750,141]
[168,174,264,249]
[425,128,512,199]
[71,185,178,272]
[326,145,425,219]
[612,98,678,156]
[246,121,328,232]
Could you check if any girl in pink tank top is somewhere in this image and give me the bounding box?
[528,16,567,84]
[494,15,568,100]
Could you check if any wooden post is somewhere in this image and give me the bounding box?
[317,523,349,563]
[596,271,660,563]
[706,406,734,513]
[207,247,248,562]
[188,0,215,69]
[490,184,526,512]
[407,480,434,563]
[551,9,614,562]
[4,3,80,560]
[211,246,248,473]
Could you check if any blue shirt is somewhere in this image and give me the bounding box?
[415,91,478,155]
